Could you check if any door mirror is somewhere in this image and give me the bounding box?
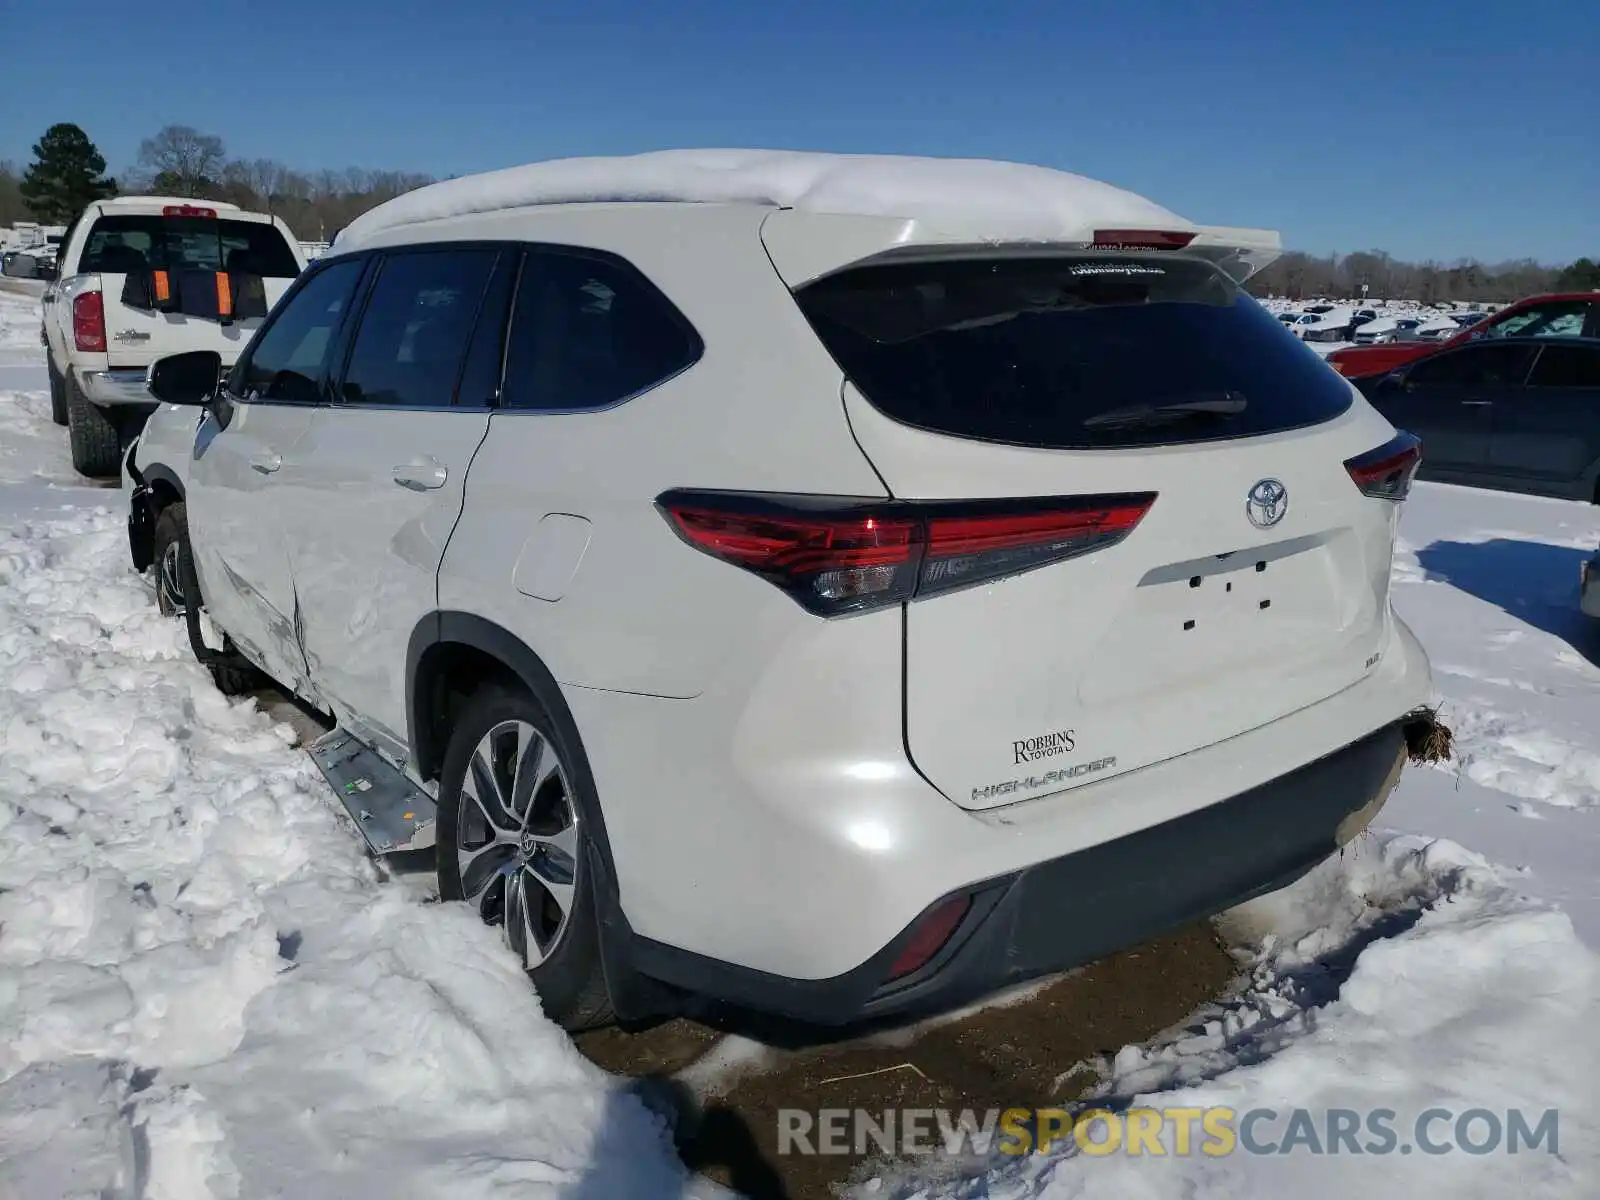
[149,350,223,406]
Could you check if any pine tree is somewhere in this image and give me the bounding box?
[19,124,117,224]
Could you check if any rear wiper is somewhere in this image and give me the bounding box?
[1081,392,1249,431]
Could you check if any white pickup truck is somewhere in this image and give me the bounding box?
[41,195,305,477]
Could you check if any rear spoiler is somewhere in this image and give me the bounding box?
[761,211,1285,287]
[1183,225,1283,284]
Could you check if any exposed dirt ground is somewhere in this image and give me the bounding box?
[578,922,1240,1199]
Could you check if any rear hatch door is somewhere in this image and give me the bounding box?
[84,206,304,369]
[795,251,1411,810]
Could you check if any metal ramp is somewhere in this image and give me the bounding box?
[309,728,437,855]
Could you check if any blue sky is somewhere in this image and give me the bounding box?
[3,0,1593,264]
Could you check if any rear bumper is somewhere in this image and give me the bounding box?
[1582,555,1600,619]
[634,720,1409,1025]
[573,603,1429,1002]
[77,367,155,407]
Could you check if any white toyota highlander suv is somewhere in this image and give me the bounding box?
[127,150,1433,1031]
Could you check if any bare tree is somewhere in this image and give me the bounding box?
[137,125,228,197]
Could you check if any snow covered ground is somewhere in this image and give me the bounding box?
[0,286,1595,1198]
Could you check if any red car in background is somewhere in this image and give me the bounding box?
[1326,292,1600,379]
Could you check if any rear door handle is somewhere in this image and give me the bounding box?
[250,452,282,474]
[392,458,448,491]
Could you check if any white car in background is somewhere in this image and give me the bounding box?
[1297,307,1358,342]
[127,149,1433,1032]
[41,195,305,478]
[1413,316,1466,342]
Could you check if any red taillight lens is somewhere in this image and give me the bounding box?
[657,491,1157,616]
[72,291,106,352]
[888,895,971,981]
[1091,229,1198,250]
[1346,431,1422,500]
[163,205,216,219]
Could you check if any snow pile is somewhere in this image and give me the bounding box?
[0,287,42,354]
[1391,489,1600,815]
[0,506,698,1198]
[883,833,1597,1199]
[337,148,1190,246]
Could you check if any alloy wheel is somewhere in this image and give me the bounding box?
[455,718,579,968]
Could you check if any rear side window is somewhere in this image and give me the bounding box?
[232,259,364,404]
[500,248,702,411]
[1406,343,1537,388]
[80,214,300,277]
[1527,344,1600,389]
[340,249,499,408]
[796,255,1354,449]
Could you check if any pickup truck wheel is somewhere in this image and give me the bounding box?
[152,503,189,616]
[67,376,122,478]
[436,686,616,1032]
[47,360,68,426]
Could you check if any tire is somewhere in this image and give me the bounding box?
[67,375,122,478]
[160,500,256,696]
[436,685,615,1032]
[152,503,189,617]
[47,359,67,426]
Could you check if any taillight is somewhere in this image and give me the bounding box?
[72,291,106,353]
[657,490,1157,616]
[163,205,216,219]
[1346,431,1422,500]
[1091,229,1198,250]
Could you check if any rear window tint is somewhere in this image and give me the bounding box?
[81,214,300,278]
[796,255,1354,449]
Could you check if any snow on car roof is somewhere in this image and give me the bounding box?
[337,148,1192,247]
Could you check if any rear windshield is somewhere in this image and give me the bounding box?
[81,214,300,278]
[796,255,1353,449]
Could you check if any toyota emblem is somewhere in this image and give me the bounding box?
[1246,478,1288,529]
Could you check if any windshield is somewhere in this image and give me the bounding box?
[797,254,1354,449]
[81,214,300,278]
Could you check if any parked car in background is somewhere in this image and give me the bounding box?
[128,149,1430,1032]
[1328,293,1600,379]
[1353,317,1425,345]
[1410,316,1467,342]
[1299,307,1357,342]
[41,195,305,477]
[1583,550,1600,619]
[1355,336,1600,502]
[1347,308,1381,336]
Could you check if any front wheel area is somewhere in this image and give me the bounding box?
[436,686,616,1032]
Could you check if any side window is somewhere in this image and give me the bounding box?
[232,259,364,404]
[1527,345,1600,390]
[500,248,702,411]
[1406,343,1537,389]
[340,249,498,408]
[453,251,519,407]
[1484,302,1591,340]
